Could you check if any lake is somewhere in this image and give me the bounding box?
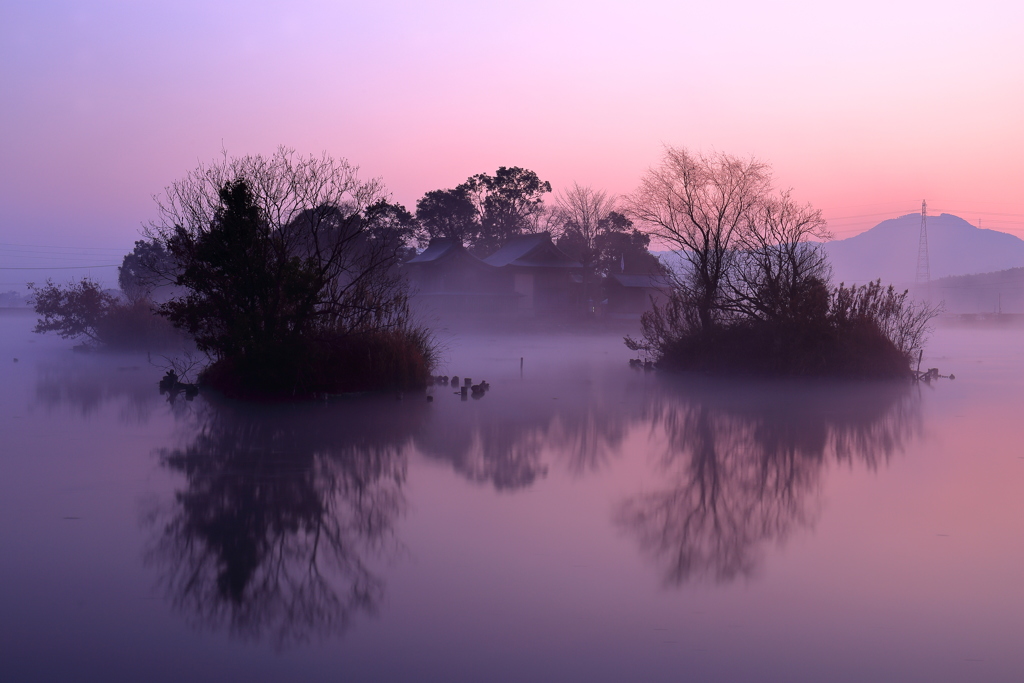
[1,309,1022,682]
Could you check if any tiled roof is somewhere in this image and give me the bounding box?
[406,239,463,264]
[611,273,672,289]
[483,232,581,268]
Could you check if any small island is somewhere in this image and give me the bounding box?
[623,148,936,378]
[33,149,435,399]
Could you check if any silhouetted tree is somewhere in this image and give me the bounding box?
[552,183,614,307]
[415,187,480,246]
[728,191,832,323]
[415,166,551,256]
[592,211,663,276]
[465,166,551,256]
[625,148,770,331]
[30,277,177,349]
[30,278,117,344]
[553,190,665,311]
[361,200,418,262]
[150,148,432,396]
[118,238,177,303]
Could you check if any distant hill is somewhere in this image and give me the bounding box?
[653,212,1024,289]
[909,266,1024,314]
[823,213,1024,287]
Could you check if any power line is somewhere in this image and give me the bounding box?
[0,256,127,263]
[0,248,127,257]
[0,265,120,270]
[0,242,130,251]
[825,209,917,221]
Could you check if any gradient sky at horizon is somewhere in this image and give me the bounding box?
[2,0,1022,255]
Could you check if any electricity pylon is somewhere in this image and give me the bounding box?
[916,200,930,285]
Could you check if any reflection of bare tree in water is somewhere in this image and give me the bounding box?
[551,406,636,477]
[145,399,424,647]
[616,380,922,585]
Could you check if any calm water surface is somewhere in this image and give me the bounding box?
[1,309,1022,682]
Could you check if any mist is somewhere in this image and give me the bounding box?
[4,1,1024,681]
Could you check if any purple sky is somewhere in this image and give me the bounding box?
[2,0,1022,261]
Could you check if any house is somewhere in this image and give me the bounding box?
[404,239,513,319]
[404,233,584,321]
[482,232,582,316]
[604,272,672,318]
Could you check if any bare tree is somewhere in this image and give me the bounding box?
[553,183,617,307]
[730,190,832,322]
[554,183,616,257]
[151,148,384,241]
[148,148,403,337]
[554,184,616,260]
[624,148,771,330]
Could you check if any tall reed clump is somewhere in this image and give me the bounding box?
[629,279,937,378]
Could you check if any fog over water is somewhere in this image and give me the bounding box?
[1,309,1022,682]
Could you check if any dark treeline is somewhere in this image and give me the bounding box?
[31,145,937,390]
[31,149,666,395]
[410,169,659,270]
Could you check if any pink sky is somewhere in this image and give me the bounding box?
[2,0,1022,254]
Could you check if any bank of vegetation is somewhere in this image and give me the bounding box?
[623,148,936,378]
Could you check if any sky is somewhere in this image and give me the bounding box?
[1,0,1022,282]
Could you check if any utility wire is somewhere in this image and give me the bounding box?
[0,242,129,250]
[0,264,119,270]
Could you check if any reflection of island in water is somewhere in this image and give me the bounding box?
[615,379,922,586]
[139,369,921,645]
[144,399,425,647]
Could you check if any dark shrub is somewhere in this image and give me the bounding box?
[31,278,179,350]
[200,326,435,399]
